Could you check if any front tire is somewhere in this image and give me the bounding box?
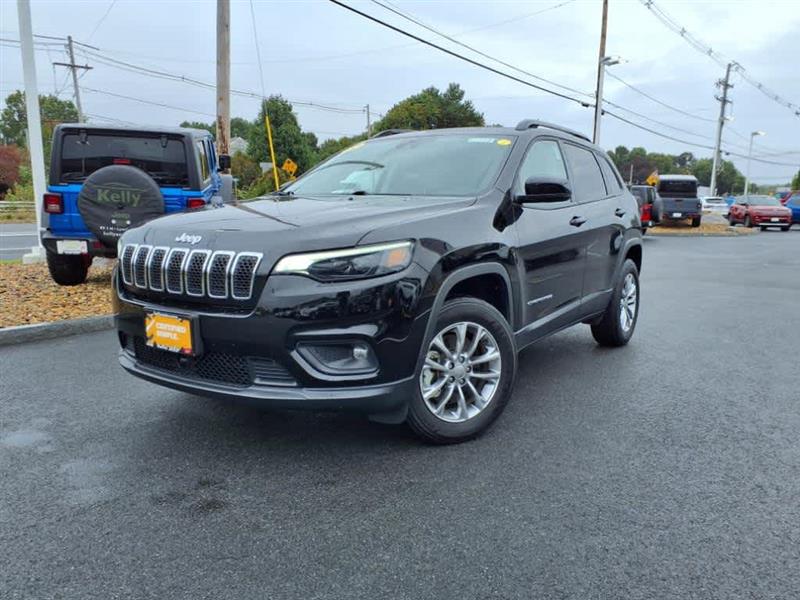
[591,259,640,347]
[46,250,90,286]
[745,215,752,228]
[406,298,516,444]
[728,214,736,226]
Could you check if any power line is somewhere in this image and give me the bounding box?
[604,109,800,166]
[369,0,592,99]
[638,0,800,117]
[75,46,366,114]
[82,87,215,117]
[87,1,117,42]
[605,71,715,123]
[328,0,591,107]
[248,0,267,99]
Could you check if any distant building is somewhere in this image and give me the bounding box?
[230,136,249,155]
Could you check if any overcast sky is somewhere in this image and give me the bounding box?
[1,0,799,182]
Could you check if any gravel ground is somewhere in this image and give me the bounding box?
[0,261,114,328]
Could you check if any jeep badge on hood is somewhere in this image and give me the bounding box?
[174,233,202,245]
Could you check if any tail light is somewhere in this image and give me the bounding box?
[113,158,132,165]
[187,198,205,209]
[44,192,63,214]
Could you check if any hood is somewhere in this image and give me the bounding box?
[124,194,474,269]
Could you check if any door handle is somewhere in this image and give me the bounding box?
[614,208,626,217]
[569,216,587,227]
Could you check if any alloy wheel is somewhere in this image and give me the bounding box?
[619,273,638,333]
[419,321,502,423]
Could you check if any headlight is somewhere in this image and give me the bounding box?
[273,240,414,281]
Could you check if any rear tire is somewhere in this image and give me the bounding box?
[728,214,736,226]
[406,297,516,444]
[782,226,790,232]
[46,250,90,286]
[691,216,702,228]
[591,259,640,347]
[745,215,752,228]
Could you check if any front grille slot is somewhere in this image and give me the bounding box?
[147,247,168,291]
[165,249,188,294]
[207,251,234,299]
[132,337,296,387]
[120,244,137,285]
[185,250,211,297]
[231,253,261,300]
[120,245,261,302]
[133,245,152,288]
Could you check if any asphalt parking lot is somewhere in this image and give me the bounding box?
[2,231,799,600]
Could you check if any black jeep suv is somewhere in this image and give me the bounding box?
[114,120,643,443]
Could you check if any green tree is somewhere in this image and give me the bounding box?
[246,96,318,175]
[180,120,216,137]
[1,90,78,149]
[231,117,254,140]
[373,83,484,132]
[316,133,368,163]
[231,151,261,189]
[791,169,800,189]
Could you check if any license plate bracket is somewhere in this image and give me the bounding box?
[56,240,88,255]
[145,312,197,355]
[770,217,779,222]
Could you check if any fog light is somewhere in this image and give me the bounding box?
[295,341,378,376]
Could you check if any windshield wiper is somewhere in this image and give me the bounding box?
[272,190,295,196]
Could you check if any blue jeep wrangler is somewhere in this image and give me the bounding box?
[42,124,232,285]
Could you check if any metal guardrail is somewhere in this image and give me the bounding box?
[0,201,36,213]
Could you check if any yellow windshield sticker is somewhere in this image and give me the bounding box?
[497,138,512,146]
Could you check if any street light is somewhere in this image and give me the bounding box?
[744,130,766,196]
[593,56,622,145]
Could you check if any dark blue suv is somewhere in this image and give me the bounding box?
[42,124,231,285]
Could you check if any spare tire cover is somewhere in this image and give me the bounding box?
[77,165,164,247]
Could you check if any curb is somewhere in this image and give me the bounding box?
[0,315,115,347]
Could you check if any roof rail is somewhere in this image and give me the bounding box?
[514,119,591,143]
[371,128,413,139]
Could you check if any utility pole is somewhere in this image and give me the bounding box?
[710,62,734,196]
[366,104,372,137]
[53,36,91,122]
[216,0,231,159]
[17,0,45,262]
[592,0,609,144]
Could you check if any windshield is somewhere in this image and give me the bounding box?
[658,178,697,197]
[59,133,190,186]
[285,133,516,197]
[747,196,782,206]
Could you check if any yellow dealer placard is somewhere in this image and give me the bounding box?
[145,313,193,354]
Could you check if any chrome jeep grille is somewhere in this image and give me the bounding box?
[121,244,262,301]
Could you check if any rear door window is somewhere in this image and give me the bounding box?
[563,143,607,203]
[59,133,188,186]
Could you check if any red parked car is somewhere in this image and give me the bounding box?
[728,195,792,231]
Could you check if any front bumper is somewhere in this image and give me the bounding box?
[114,263,430,420]
[118,349,414,416]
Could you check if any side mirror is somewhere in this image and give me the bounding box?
[516,177,572,203]
[218,154,231,171]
